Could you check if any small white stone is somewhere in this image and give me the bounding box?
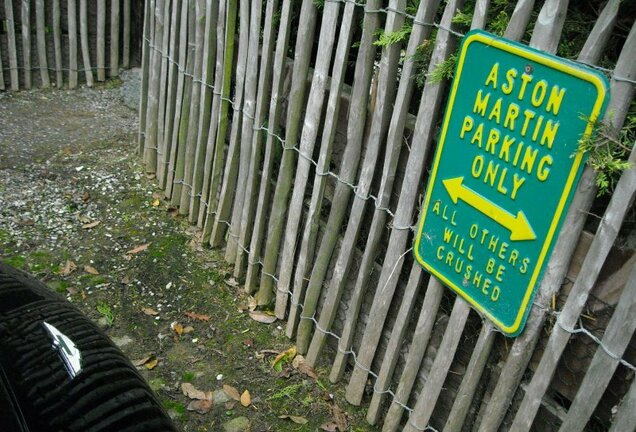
[216,374,223,381]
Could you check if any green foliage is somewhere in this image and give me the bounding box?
[182,371,196,382]
[374,23,413,47]
[578,113,635,196]
[428,53,457,84]
[96,301,115,325]
[313,0,325,10]
[266,383,304,401]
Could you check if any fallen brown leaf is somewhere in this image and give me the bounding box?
[82,220,101,229]
[183,326,195,334]
[185,311,211,321]
[240,390,251,407]
[249,311,277,324]
[223,384,241,402]
[187,399,213,414]
[84,265,99,275]
[320,422,338,432]
[331,403,348,431]
[132,355,154,367]
[126,243,151,255]
[142,307,159,316]
[59,260,77,276]
[171,322,184,336]
[292,354,318,379]
[181,383,210,401]
[81,191,91,202]
[272,346,297,372]
[145,358,159,370]
[279,415,308,425]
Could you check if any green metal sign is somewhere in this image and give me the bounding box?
[414,30,609,336]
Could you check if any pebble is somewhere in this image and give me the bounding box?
[110,335,133,348]
[222,417,251,432]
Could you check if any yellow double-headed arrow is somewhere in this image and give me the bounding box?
[443,177,536,241]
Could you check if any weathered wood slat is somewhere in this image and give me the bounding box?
[504,0,536,41]
[0,45,4,90]
[21,0,31,89]
[79,0,94,87]
[366,265,424,425]
[344,0,463,405]
[67,0,78,89]
[123,0,131,68]
[275,0,343,321]
[512,121,636,431]
[285,0,357,338]
[197,0,229,231]
[170,0,197,206]
[381,278,445,432]
[110,0,120,77]
[189,0,219,223]
[35,0,50,87]
[162,0,183,196]
[233,0,279,273]
[143,0,166,174]
[223,0,263,256]
[165,0,190,199]
[243,0,293,292]
[609,368,636,432]
[477,12,636,432]
[52,0,63,87]
[306,0,438,370]
[97,0,106,81]
[5,0,20,90]
[178,0,207,215]
[201,0,237,242]
[560,258,636,431]
[137,0,152,154]
[155,0,174,188]
[288,0,404,340]
[443,324,496,432]
[403,297,471,432]
[208,0,250,246]
[254,0,318,305]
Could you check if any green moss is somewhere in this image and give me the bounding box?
[4,255,26,269]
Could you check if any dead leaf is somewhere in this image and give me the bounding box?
[320,422,338,432]
[331,403,348,431]
[171,321,184,335]
[121,275,132,285]
[151,198,161,207]
[66,286,79,295]
[185,311,210,321]
[81,191,91,202]
[225,277,239,287]
[59,260,77,276]
[133,355,154,367]
[145,173,156,180]
[145,358,159,370]
[142,307,159,316]
[249,311,277,324]
[272,346,297,372]
[82,220,101,229]
[126,243,151,255]
[224,401,236,410]
[183,326,195,334]
[240,390,251,407]
[292,354,318,379]
[279,415,308,425]
[181,383,210,401]
[223,384,241,402]
[187,399,213,414]
[84,265,99,275]
[78,214,92,223]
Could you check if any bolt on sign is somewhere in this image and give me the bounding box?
[414,30,609,336]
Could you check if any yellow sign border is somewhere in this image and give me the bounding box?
[414,30,608,336]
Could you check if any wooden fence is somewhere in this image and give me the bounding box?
[0,0,134,90]
[139,0,636,430]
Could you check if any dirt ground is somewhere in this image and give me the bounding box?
[0,84,376,432]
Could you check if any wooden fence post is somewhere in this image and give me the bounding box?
[35,0,50,87]
[21,0,31,89]
[68,0,78,89]
[80,0,94,86]
[4,0,19,90]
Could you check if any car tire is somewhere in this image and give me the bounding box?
[0,261,178,432]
